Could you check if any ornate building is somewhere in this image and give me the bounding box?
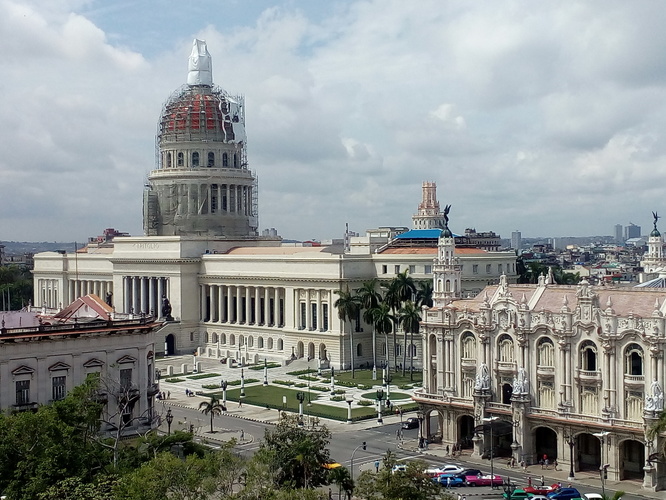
[417,220,666,490]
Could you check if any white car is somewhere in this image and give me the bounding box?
[392,464,408,474]
[437,464,466,475]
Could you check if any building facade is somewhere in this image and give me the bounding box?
[418,245,666,489]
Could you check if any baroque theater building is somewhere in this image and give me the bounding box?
[417,216,666,491]
[32,40,517,373]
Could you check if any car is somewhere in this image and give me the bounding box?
[464,473,502,486]
[453,468,482,479]
[437,464,466,475]
[436,474,465,487]
[547,487,582,500]
[502,489,531,500]
[401,417,419,429]
[525,485,558,496]
[391,464,408,474]
[530,496,550,500]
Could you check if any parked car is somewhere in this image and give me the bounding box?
[401,417,419,429]
[547,488,582,500]
[530,496,550,500]
[437,464,466,475]
[453,468,482,479]
[464,474,502,486]
[424,467,445,477]
[436,474,465,487]
[525,485,558,496]
[503,489,531,500]
[391,464,407,474]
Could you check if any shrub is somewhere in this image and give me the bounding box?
[330,396,345,402]
[286,368,317,376]
[273,380,293,386]
[164,378,185,383]
[187,373,221,380]
[357,399,373,406]
[310,385,329,392]
[297,375,319,381]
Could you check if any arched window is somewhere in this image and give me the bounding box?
[204,332,210,343]
[356,343,363,357]
[268,337,274,349]
[212,332,218,343]
[461,332,476,359]
[258,337,264,349]
[166,152,172,168]
[177,152,184,167]
[538,338,555,367]
[408,344,417,358]
[222,153,228,167]
[395,344,402,357]
[248,336,254,348]
[192,152,200,167]
[277,338,284,351]
[207,152,215,167]
[498,334,514,363]
[221,333,227,344]
[580,341,597,371]
[625,343,643,376]
[230,334,236,346]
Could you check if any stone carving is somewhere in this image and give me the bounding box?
[475,363,490,391]
[645,394,656,412]
[653,379,664,411]
[161,295,174,321]
[512,367,528,394]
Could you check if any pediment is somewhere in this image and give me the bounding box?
[11,365,35,376]
[48,362,71,372]
[83,358,105,368]
[116,355,137,365]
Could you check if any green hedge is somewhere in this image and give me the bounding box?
[187,373,221,380]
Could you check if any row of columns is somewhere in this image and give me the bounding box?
[68,279,112,305]
[297,288,332,331]
[37,279,59,308]
[173,183,253,217]
[201,285,284,327]
[123,276,169,316]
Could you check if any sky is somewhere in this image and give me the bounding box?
[2,0,666,243]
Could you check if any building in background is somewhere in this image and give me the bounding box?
[615,224,624,245]
[625,223,642,240]
[511,231,521,252]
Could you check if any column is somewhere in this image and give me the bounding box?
[255,286,261,325]
[157,277,165,307]
[148,277,155,316]
[305,290,312,331]
[200,285,207,321]
[218,285,225,323]
[274,288,280,327]
[124,277,131,313]
[227,285,233,322]
[210,284,218,322]
[133,277,141,314]
[141,278,149,314]
[236,286,242,323]
[264,287,271,326]
[245,286,251,324]
[226,185,231,213]
[316,290,322,332]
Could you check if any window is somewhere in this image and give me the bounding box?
[538,338,555,367]
[177,152,184,166]
[498,264,503,274]
[473,265,478,274]
[323,304,329,331]
[356,343,363,356]
[394,265,400,274]
[192,152,200,167]
[311,303,317,330]
[120,369,133,391]
[424,265,432,274]
[382,265,388,274]
[461,333,476,359]
[52,376,66,401]
[166,152,172,168]
[498,335,514,362]
[395,343,402,357]
[234,154,238,167]
[190,331,194,342]
[625,344,643,375]
[223,153,229,167]
[16,380,30,405]
[207,152,215,167]
[408,344,417,358]
[486,264,491,274]
[300,303,306,330]
[409,265,416,274]
[581,342,597,371]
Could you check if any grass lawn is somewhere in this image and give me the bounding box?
[360,391,412,401]
[333,368,422,387]
[203,384,379,421]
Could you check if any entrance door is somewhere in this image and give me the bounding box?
[165,334,175,355]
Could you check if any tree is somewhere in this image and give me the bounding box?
[0,264,33,310]
[356,279,382,378]
[334,287,360,378]
[198,396,225,433]
[415,280,433,309]
[383,270,416,372]
[367,301,394,379]
[259,414,332,489]
[329,466,353,500]
[398,300,421,379]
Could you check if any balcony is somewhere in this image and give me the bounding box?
[576,369,601,382]
[461,358,477,370]
[623,374,644,386]
[537,365,555,376]
[496,361,516,373]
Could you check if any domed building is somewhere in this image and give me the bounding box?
[144,39,257,238]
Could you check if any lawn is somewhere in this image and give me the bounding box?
[333,368,422,387]
[202,384,381,421]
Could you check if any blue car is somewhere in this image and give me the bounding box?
[436,474,465,487]
[547,488,582,500]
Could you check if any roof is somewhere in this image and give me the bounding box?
[224,246,342,256]
[395,229,443,239]
[379,247,487,255]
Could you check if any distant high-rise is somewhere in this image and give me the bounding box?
[625,223,641,240]
[614,224,623,244]
[511,231,522,251]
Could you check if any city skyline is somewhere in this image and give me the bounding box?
[2,1,666,242]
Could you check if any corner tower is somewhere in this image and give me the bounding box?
[412,181,446,229]
[144,39,258,237]
[432,205,461,306]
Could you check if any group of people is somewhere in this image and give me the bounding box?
[155,391,171,400]
[445,443,464,457]
[185,388,196,397]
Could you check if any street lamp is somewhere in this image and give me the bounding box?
[263,358,268,386]
[350,441,367,483]
[346,394,354,424]
[296,392,305,424]
[165,407,173,435]
[220,380,228,408]
[593,431,610,499]
[483,416,499,488]
[330,367,336,396]
[564,430,576,481]
[376,388,385,424]
[417,409,424,448]
[240,368,245,397]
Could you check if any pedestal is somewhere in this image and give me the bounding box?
[472,434,483,457]
[643,463,657,490]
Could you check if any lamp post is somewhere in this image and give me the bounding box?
[417,409,424,448]
[220,380,228,408]
[350,441,367,483]
[346,394,354,424]
[565,430,576,481]
[376,388,385,424]
[330,367,336,396]
[483,416,499,488]
[593,431,610,499]
[240,368,245,397]
[263,358,268,386]
[165,407,173,435]
[385,369,393,399]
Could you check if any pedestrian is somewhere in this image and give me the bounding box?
[446,444,450,456]
[240,429,245,440]
[447,476,451,488]
[557,481,562,489]
[540,476,544,486]
[328,488,333,500]
[554,459,559,471]
[167,390,170,399]
[521,460,526,472]
[238,398,243,408]
[396,429,400,440]
[374,460,380,473]
[527,476,532,487]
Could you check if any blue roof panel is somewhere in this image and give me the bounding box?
[395,229,442,239]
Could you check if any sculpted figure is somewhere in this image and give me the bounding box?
[475,363,490,390]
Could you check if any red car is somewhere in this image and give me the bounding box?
[525,484,558,496]
[465,474,502,486]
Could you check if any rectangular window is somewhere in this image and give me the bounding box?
[300,303,306,329]
[279,298,285,327]
[409,265,416,274]
[382,265,387,274]
[16,380,30,405]
[486,264,491,274]
[424,265,432,274]
[323,304,329,331]
[473,265,478,274]
[498,264,503,274]
[52,376,66,401]
[394,265,400,274]
[311,303,317,331]
[120,368,133,391]
[269,298,275,325]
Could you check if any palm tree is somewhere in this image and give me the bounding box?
[648,410,666,457]
[356,279,382,379]
[415,280,433,309]
[399,300,421,379]
[368,301,394,378]
[384,270,416,371]
[334,287,360,378]
[199,396,225,433]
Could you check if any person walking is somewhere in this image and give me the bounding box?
[238,398,243,408]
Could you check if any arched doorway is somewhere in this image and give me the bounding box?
[534,427,558,463]
[296,341,304,358]
[318,343,327,361]
[620,439,644,480]
[458,415,475,449]
[577,433,601,471]
[165,334,175,355]
[502,383,513,404]
[307,342,315,360]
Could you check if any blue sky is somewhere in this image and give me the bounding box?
[2,0,666,242]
